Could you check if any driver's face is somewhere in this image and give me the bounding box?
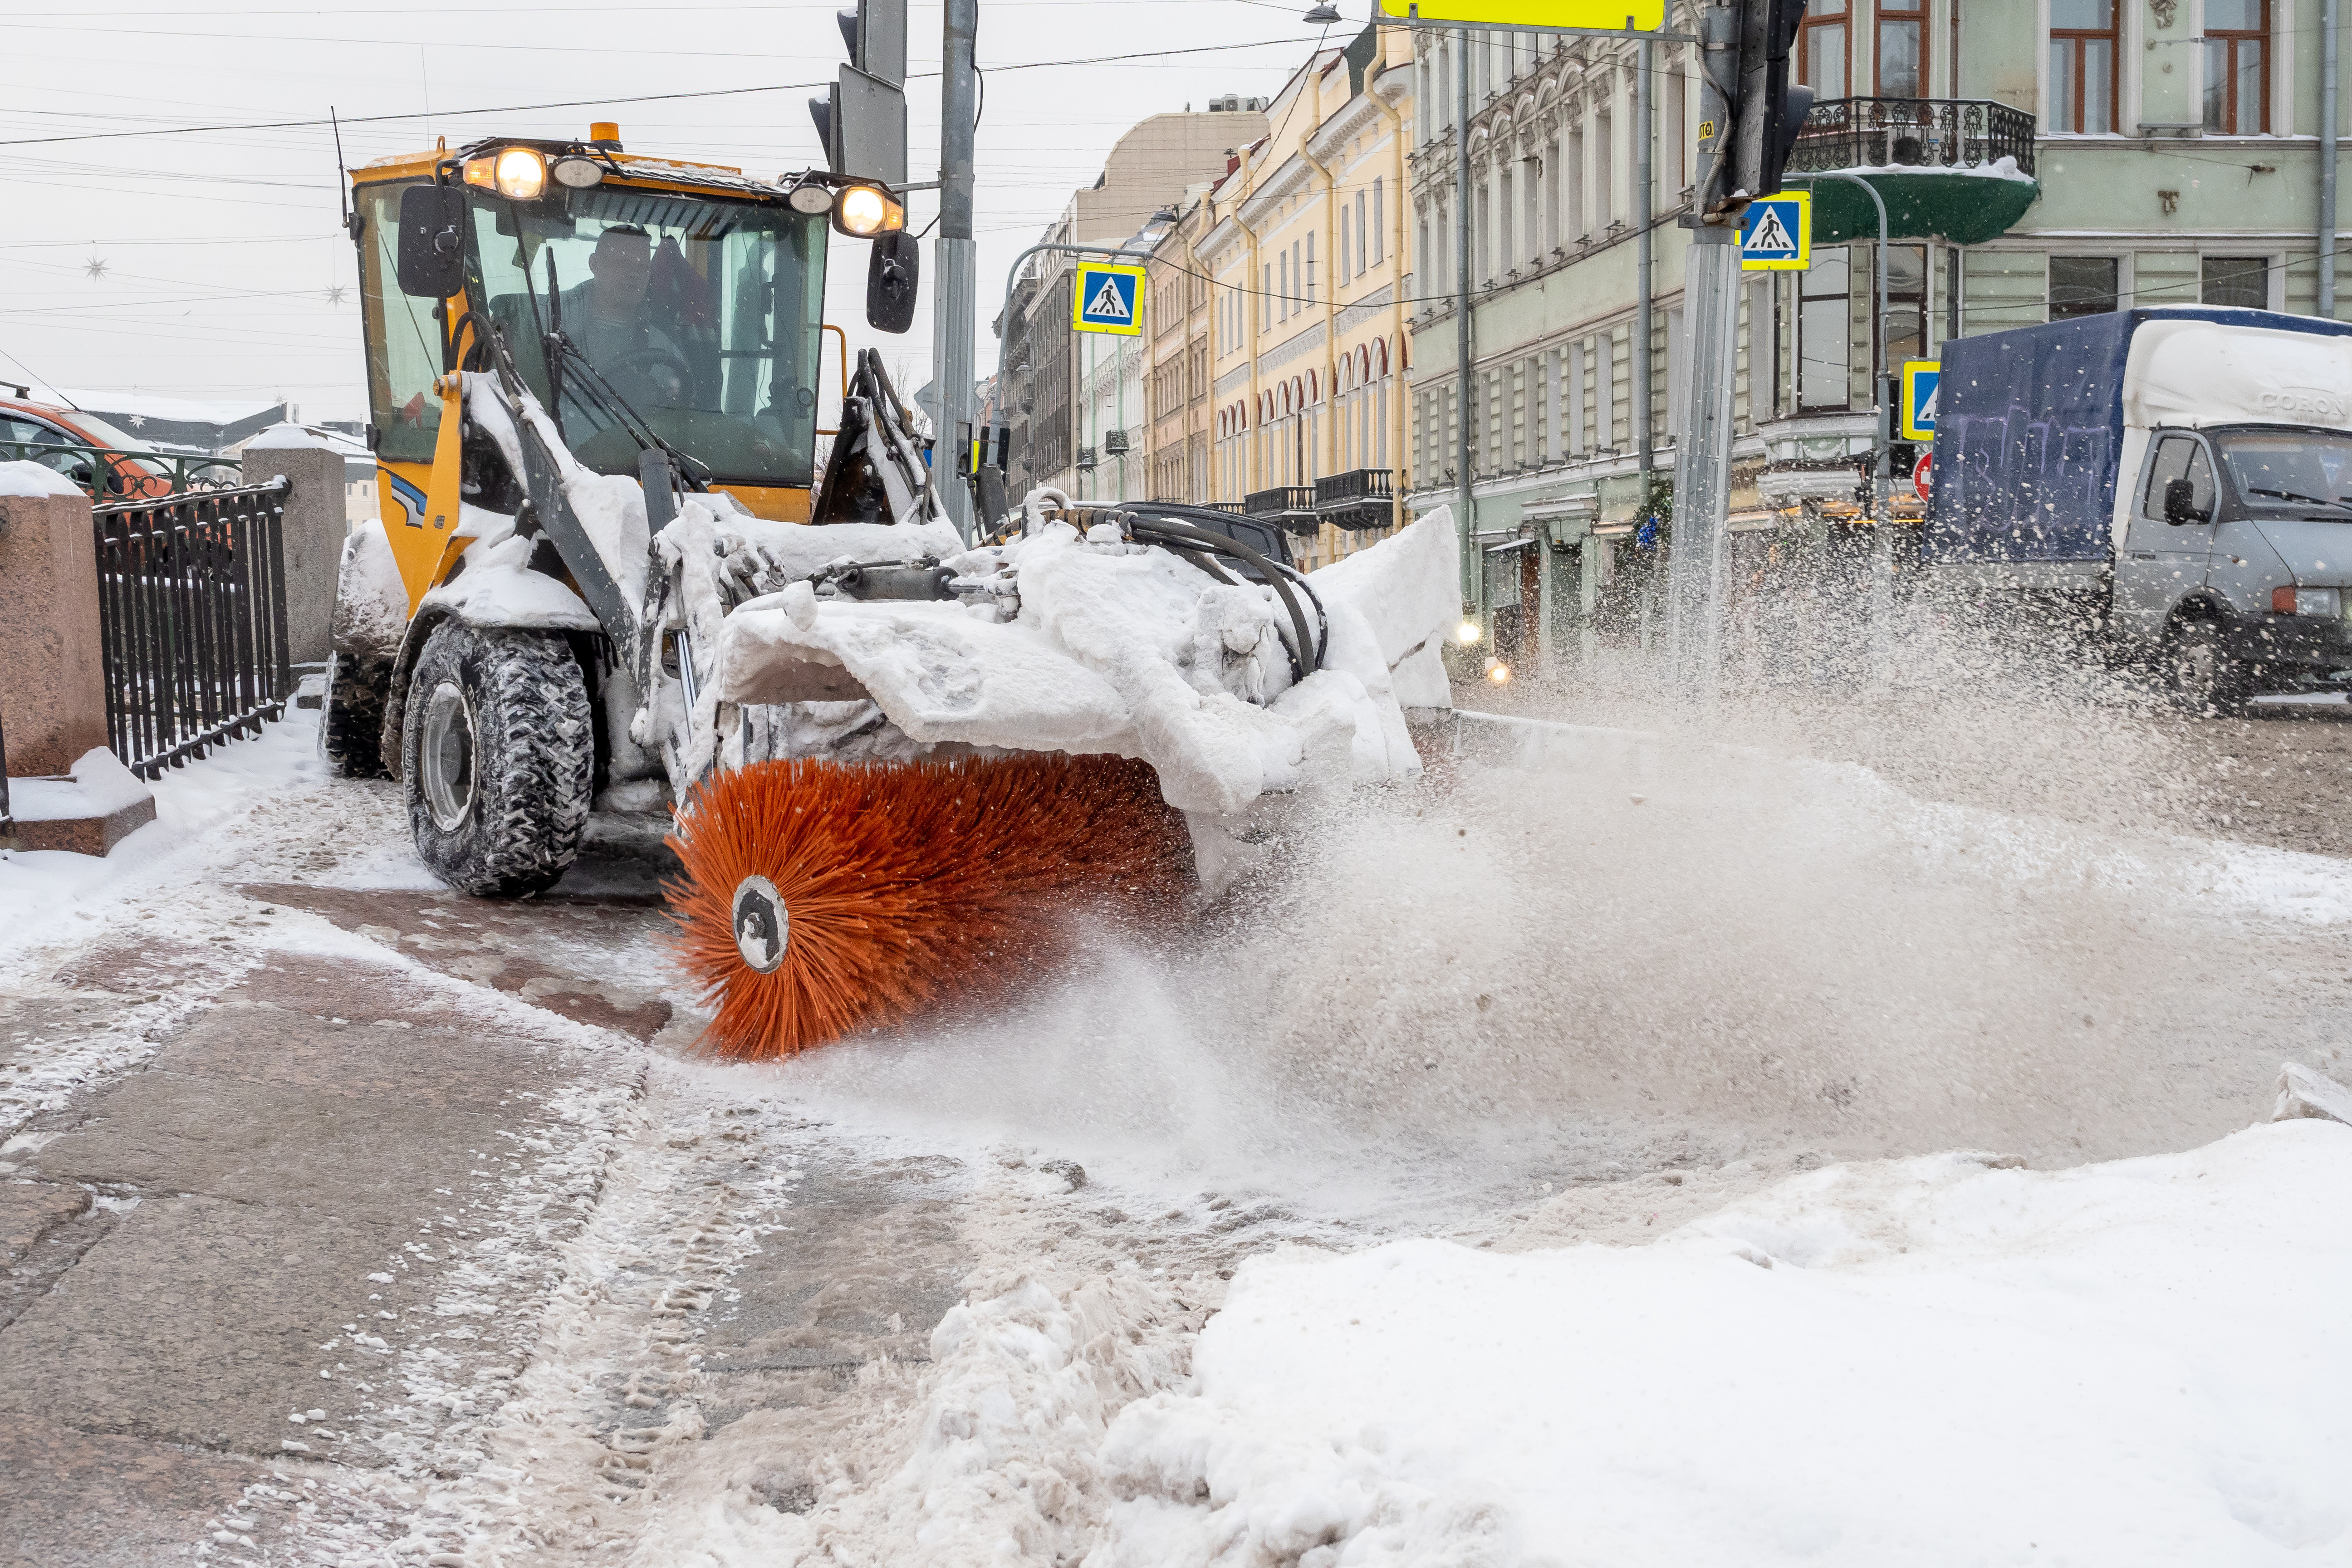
[588,233,653,311]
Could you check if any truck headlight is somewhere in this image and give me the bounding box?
[833,183,904,237]
[2272,586,2344,617]
[494,147,547,201]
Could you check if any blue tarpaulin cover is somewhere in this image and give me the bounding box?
[1925,308,2352,566]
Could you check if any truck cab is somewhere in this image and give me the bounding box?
[1928,307,2352,710]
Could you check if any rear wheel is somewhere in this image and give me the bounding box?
[321,650,391,778]
[2165,618,2251,717]
[401,621,593,897]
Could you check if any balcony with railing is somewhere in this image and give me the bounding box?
[1781,98,2041,247]
[1313,469,1396,531]
[1244,485,1319,534]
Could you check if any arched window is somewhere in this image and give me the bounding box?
[1374,337,1391,378]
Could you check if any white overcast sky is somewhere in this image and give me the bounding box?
[0,0,1345,424]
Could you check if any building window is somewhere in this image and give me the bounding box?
[1798,247,1852,411]
[1884,244,1927,367]
[1799,0,1847,98]
[2204,0,2270,135]
[2049,255,2122,318]
[1877,2,1926,98]
[2201,255,2270,309]
[1371,178,1384,265]
[2049,0,2119,135]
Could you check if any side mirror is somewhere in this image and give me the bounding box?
[397,184,468,299]
[866,230,919,334]
[2163,477,2209,526]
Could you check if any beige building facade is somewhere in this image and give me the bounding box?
[1193,25,1415,569]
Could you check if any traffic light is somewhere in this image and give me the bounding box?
[1734,0,1814,202]
[809,0,908,186]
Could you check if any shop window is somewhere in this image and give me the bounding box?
[1798,247,1853,411]
[2201,255,2269,310]
[2204,0,2270,135]
[1883,245,1927,368]
[2049,255,2121,318]
[2049,0,2119,134]
[1877,3,1925,98]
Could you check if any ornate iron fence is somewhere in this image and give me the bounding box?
[1786,98,2038,178]
[1243,485,1316,517]
[2,438,243,500]
[1313,468,1397,532]
[92,479,294,779]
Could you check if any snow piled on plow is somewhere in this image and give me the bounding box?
[715,509,1459,815]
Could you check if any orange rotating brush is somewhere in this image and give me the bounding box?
[666,753,1192,1058]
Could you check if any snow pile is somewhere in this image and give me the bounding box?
[417,505,601,632]
[715,509,1457,814]
[5,747,151,824]
[332,519,414,664]
[0,460,83,499]
[1097,1122,2352,1567]
[240,421,335,451]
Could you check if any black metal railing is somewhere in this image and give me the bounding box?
[1786,98,2038,179]
[93,479,294,779]
[1314,469,1397,531]
[1243,485,1316,518]
[3,439,243,500]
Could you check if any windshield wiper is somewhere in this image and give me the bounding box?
[2244,485,2352,514]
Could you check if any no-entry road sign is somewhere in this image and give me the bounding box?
[1073,262,1145,337]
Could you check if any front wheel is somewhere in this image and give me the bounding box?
[401,621,593,897]
[2164,618,2251,718]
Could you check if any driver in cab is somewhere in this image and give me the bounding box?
[559,224,688,414]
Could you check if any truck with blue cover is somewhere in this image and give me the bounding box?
[1926,305,2352,711]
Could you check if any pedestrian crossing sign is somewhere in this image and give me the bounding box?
[1901,359,1941,442]
[1739,191,1810,271]
[1073,262,1146,337]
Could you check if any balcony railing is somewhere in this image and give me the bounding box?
[1786,98,2037,179]
[1243,485,1316,518]
[1314,469,1396,531]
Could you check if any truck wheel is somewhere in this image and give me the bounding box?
[2166,619,2251,718]
[400,621,593,897]
[321,651,391,779]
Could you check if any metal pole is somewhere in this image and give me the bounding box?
[934,0,979,536]
[2324,0,2339,318]
[1456,28,1477,620]
[1634,37,1654,494]
[1665,5,1740,701]
[1813,171,1893,686]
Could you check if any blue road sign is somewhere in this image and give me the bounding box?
[1073,262,1145,336]
[1739,192,1811,271]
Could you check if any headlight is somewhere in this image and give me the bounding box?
[833,183,904,237]
[1455,619,1482,644]
[550,155,603,189]
[785,181,836,216]
[494,147,547,201]
[2272,585,2345,617]
[1485,658,1512,684]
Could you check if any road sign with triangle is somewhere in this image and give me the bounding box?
[1739,191,1811,272]
[1073,261,1146,336]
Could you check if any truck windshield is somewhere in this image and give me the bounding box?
[2214,430,2352,516]
[468,186,827,489]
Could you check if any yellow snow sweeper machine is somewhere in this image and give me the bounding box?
[326,124,1457,1058]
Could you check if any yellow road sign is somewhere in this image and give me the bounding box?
[1738,191,1810,272]
[1376,0,1666,29]
[1073,261,1145,337]
[1901,360,1941,443]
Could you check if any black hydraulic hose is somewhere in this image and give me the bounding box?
[1127,515,1318,679]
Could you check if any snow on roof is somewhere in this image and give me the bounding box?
[48,389,288,426]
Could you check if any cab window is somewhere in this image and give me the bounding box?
[2139,434,2214,520]
[358,183,446,465]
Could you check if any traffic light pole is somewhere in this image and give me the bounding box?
[934,0,979,536]
[1664,5,1740,698]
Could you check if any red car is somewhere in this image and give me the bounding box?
[0,393,229,500]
